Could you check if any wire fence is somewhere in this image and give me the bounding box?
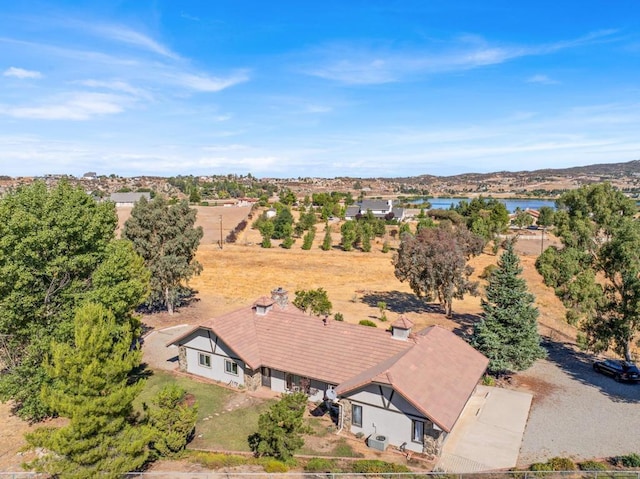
[3,472,640,479]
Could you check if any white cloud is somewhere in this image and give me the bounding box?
[527,74,559,85]
[3,66,42,79]
[74,79,152,100]
[84,23,180,60]
[0,92,130,120]
[173,72,249,92]
[303,29,619,85]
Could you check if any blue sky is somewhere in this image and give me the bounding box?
[0,1,639,178]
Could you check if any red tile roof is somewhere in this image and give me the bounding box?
[169,302,411,384]
[336,326,489,432]
[170,300,488,431]
[392,315,414,329]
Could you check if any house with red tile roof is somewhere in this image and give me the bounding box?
[168,287,488,455]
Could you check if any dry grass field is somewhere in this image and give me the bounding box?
[148,205,574,344]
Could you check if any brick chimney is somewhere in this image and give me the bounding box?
[271,287,289,309]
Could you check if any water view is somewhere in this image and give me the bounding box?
[411,197,557,213]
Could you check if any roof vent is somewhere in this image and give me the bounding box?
[391,315,414,340]
[271,287,288,309]
[254,296,275,315]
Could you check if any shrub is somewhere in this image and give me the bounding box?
[530,462,553,471]
[281,236,294,249]
[613,453,640,468]
[530,457,576,471]
[578,460,607,471]
[334,312,344,321]
[199,201,209,206]
[305,458,338,472]
[381,241,390,253]
[482,375,496,386]
[480,264,498,279]
[262,459,289,473]
[359,319,377,328]
[547,457,576,471]
[351,460,410,474]
[187,452,250,469]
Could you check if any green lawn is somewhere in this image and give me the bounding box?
[136,370,274,451]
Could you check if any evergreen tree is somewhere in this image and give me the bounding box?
[146,385,198,458]
[341,221,357,251]
[123,197,203,314]
[302,226,316,250]
[361,223,372,252]
[321,223,332,251]
[26,303,150,478]
[272,208,294,239]
[472,241,546,374]
[248,392,309,461]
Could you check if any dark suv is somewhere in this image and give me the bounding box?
[593,359,640,382]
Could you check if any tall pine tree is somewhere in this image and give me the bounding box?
[26,303,150,478]
[471,240,546,374]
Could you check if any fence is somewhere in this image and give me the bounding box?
[4,472,640,479]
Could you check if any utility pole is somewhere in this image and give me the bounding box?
[219,215,223,249]
[540,227,545,255]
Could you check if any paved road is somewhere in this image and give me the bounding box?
[517,340,640,465]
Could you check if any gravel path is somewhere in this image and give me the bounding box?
[517,340,640,465]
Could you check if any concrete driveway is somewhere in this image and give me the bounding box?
[435,385,533,473]
[142,324,192,371]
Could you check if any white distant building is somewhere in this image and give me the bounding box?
[109,192,151,207]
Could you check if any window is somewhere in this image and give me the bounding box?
[225,359,238,375]
[198,353,211,368]
[352,404,363,427]
[412,420,424,443]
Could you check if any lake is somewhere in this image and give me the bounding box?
[411,197,557,213]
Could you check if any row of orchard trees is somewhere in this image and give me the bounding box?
[0,182,201,477]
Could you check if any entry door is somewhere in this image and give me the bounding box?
[261,367,271,388]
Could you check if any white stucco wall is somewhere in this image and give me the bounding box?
[181,331,246,386]
[345,384,430,453]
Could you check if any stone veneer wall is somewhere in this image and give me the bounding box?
[423,423,445,458]
[339,398,352,430]
[178,346,187,372]
[245,368,262,391]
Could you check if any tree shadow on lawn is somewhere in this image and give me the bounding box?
[542,338,640,404]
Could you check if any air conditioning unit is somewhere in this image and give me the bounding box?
[368,434,389,451]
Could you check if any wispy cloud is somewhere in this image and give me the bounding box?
[82,23,180,60]
[180,12,200,22]
[526,74,559,85]
[74,79,152,100]
[0,92,131,120]
[3,66,42,79]
[173,72,250,92]
[303,29,620,85]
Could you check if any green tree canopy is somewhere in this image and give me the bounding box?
[471,241,546,374]
[394,223,484,318]
[0,181,140,420]
[536,183,640,359]
[248,392,309,461]
[513,208,534,230]
[455,196,509,241]
[123,197,203,314]
[293,288,332,316]
[25,303,150,478]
